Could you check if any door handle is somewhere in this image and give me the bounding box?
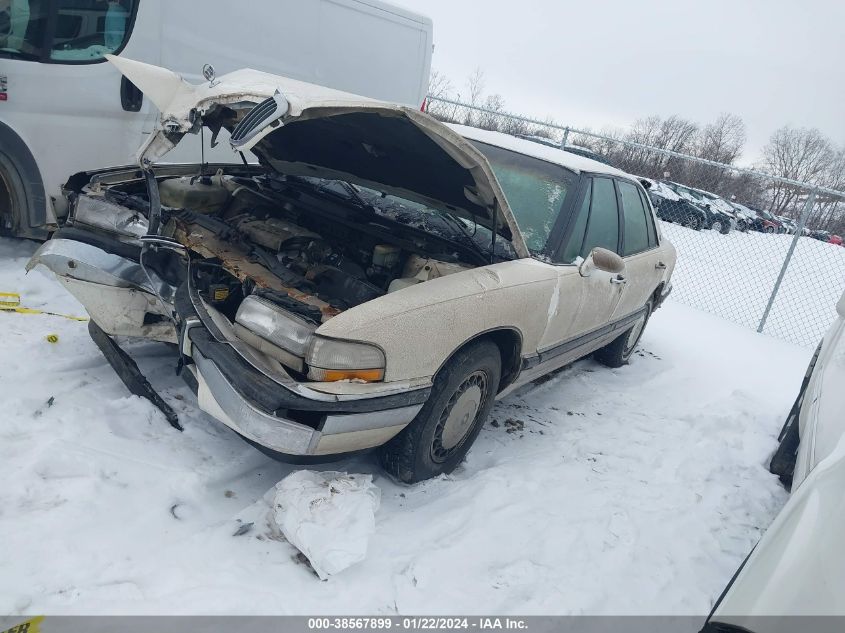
[610,274,627,285]
[655,261,667,270]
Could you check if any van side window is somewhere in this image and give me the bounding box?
[618,180,651,256]
[0,0,137,63]
[580,177,620,257]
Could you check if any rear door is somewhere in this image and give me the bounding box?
[612,179,663,319]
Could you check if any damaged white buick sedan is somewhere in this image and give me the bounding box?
[29,57,675,483]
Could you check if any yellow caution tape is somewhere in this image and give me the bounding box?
[46,334,59,344]
[0,292,87,322]
[1,616,44,633]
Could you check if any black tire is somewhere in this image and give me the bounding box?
[769,340,823,489]
[737,220,748,232]
[765,226,775,234]
[719,221,731,235]
[0,153,26,237]
[379,339,501,484]
[595,301,652,368]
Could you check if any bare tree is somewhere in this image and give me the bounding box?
[760,126,835,216]
[477,93,505,130]
[427,69,453,102]
[696,113,746,164]
[466,67,485,107]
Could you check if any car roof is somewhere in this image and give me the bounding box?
[448,124,631,179]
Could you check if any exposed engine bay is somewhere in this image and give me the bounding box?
[70,167,512,329]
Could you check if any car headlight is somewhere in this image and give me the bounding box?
[234,295,315,357]
[306,336,385,382]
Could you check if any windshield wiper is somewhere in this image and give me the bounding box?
[440,211,490,264]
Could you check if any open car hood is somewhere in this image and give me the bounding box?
[107,56,528,257]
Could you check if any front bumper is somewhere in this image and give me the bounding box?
[178,285,429,459]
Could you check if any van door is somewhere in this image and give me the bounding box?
[612,179,663,319]
[0,0,159,221]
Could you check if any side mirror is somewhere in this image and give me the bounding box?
[580,247,625,277]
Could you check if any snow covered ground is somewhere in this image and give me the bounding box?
[0,236,813,615]
[661,222,845,347]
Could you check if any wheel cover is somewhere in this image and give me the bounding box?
[431,370,488,462]
[712,220,722,232]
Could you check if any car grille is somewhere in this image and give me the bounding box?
[231,96,279,146]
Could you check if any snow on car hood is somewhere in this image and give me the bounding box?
[107,56,528,257]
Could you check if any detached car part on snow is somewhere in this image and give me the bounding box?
[29,57,675,483]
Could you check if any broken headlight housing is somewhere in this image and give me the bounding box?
[72,194,149,239]
[233,295,316,372]
[234,295,385,382]
[305,336,385,383]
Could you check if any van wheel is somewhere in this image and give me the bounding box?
[379,339,501,484]
[595,301,652,368]
[0,153,26,236]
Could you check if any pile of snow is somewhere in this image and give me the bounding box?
[272,471,380,580]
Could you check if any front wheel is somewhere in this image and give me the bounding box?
[379,339,501,484]
[595,301,652,368]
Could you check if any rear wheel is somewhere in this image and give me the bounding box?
[595,301,652,368]
[765,226,775,234]
[379,339,501,484]
[711,219,723,233]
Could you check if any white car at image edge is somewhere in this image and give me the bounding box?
[704,288,845,630]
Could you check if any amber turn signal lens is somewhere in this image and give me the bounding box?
[311,368,385,382]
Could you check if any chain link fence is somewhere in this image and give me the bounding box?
[426,96,845,348]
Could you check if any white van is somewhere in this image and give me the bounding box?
[0,0,433,238]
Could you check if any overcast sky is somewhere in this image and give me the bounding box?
[392,0,845,164]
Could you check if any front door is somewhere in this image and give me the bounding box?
[538,176,625,353]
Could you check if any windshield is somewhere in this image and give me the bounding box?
[470,141,578,255]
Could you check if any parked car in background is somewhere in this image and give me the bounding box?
[0,0,433,239]
[28,58,676,484]
[810,229,831,241]
[776,216,796,234]
[830,234,843,246]
[727,201,758,232]
[664,182,732,234]
[703,289,845,630]
[747,206,783,233]
[639,177,708,230]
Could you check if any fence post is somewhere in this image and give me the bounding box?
[757,190,817,333]
[560,127,570,149]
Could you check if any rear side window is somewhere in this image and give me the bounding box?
[618,180,651,256]
[0,0,138,63]
[580,177,619,257]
